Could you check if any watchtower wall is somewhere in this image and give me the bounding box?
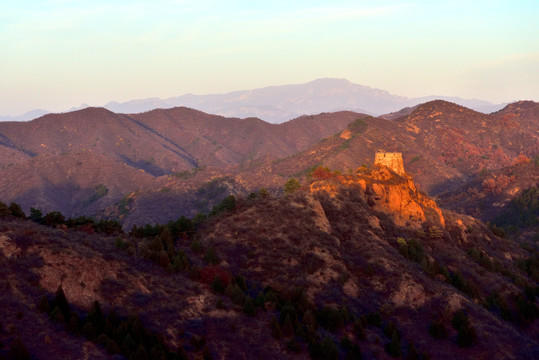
[374,152,405,175]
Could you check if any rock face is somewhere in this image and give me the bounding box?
[374,152,405,175]
[0,234,21,258]
[309,167,445,228]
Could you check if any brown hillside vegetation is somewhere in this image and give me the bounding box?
[0,166,537,359]
[0,151,161,218]
[200,167,538,359]
[0,107,361,173]
[0,108,360,223]
[437,157,539,242]
[0,218,288,359]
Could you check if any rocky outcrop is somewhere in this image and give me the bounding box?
[309,167,445,228]
[0,235,21,258]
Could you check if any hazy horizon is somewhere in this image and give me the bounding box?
[1,0,538,116]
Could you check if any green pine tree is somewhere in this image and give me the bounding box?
[388,331,402,358]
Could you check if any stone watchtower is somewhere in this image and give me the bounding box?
[374,152,405,175]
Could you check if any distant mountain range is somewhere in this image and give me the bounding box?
[2,78,507,123]
[0,109,49,122]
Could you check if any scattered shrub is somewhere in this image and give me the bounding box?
[270,317,283,339]
[39,291,183,358]
[514,293,539,325]
[190,239,204,254]
[451,309,468,330]
[485,293,512,321]
[204,247,220,265]
[43,211,66,226]
[428,319,447,339]
[52,286,70,320]
[243,297,256,316]
[200,266,231,287]
[487,222,505,238]
[347,344,362,360]
[340,336,352,351]
[285,338,301,352]
[310,166,334,180]
[321,336,339,360]
[94,219,123,234]
[384,322,399,340]
[494,186,539,231]
[354,320,365,340]
[407,342,419,360]
[303,310,318,332]
[114,237,128,250]
[316,306,344,331]
[7,337,31,360]
[258,188,270,198]
[210,195,236,216]
[366,311,383,327]
[399,238,425,263]
[309,336,338,360]
[387,331,402,358]
[456,323,477,347]
[449,271,478,298]
[349,118,368,133]
[452,309,477,347]
[29,207,44,223]
[211,276,225,294]
[225,283,246,305]
[8,202,25,218]
[284,178,301,194]
[282,314,295,336]
[0,201,10,217]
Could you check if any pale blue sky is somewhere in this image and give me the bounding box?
[1,0,538,115]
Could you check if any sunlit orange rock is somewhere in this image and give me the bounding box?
[309,158,445,229]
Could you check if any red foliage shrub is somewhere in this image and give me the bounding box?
[513,154,531,166]
[79,224,95,234]
[199,265,231,286]
[482,178,496,193]
[482,174,514,194]
[311,166,334,180]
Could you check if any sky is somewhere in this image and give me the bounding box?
[1,0,538,116]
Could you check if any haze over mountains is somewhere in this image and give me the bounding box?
[1,78,507,123]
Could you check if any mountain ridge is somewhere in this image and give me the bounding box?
[0,106,363,220]
[97,78,511,122]
[264,100,539,191]
[2,78,508,123]
[0,99,537,228]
